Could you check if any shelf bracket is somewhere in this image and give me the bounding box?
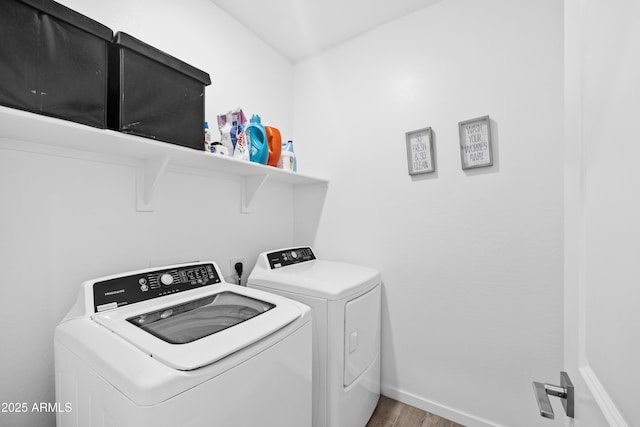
[242,174,269,213]
[137,154,170,212]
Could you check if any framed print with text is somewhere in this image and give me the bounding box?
[406,127,435,175]
[458,115,492,169]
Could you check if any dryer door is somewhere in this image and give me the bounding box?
[344,284,381,386]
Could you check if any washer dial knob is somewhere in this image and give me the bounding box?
[160,273,174,287]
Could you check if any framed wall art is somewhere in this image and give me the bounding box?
[405,127,435,175]
[458,115,493,169]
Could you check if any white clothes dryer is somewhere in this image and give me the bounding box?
[248,247,381,427]
[55,261,312,427]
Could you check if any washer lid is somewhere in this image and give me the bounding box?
[249,259,380,301]
[92,283,303,370]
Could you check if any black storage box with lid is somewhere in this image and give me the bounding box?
[0,0,112,128]
[108,32,212,150]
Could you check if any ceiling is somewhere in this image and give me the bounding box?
[208,0,443,62]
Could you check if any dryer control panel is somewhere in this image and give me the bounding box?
[92,263,221,313]
[267,247,316,269]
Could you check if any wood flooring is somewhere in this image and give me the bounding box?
[366,395,465,427]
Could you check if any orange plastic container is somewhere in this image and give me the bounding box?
[265,126,282,167]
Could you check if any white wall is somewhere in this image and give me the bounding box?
[293,0,564,426]
[0,1,295,426]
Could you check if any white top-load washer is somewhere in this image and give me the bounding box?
[55,261,312,427]
[248,247,381,427]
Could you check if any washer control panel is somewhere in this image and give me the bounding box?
[267,247,316,269]
[92,263,221,313]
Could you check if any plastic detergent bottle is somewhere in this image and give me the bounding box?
[279,140,297,171]
[265,126,282,167]
[246,114,268,164]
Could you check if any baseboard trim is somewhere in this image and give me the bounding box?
[380,385,503,427]
[580,366,629,427]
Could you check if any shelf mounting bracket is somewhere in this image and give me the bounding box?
[242,174,269,213]
[137,154,170,212]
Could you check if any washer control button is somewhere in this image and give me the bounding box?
[160,273,174,287]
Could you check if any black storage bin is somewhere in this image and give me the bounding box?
[108,32,211,150]
[0,0,112,128]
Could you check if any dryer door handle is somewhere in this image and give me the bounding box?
[349,330,359,353]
